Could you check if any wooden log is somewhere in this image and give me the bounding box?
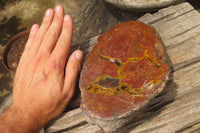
[46,2,200,132]
[0,93,12,115]
[1,2,199,133]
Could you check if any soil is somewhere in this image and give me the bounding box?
[6,34,28,71]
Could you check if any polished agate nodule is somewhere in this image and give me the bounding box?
[80,21,169,120]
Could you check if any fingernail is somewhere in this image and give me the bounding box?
[55,5,61,13]
[31,24,38,33]
[64,15,70,22]
[75,50,83,60]
[45,9,52,16]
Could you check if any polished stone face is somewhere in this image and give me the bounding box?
[80,21,169,120]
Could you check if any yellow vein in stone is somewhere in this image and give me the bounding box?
[84,50,166,96]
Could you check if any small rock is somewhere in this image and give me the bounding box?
[11,62,17,69]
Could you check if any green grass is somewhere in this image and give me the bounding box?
[198,9,200,13]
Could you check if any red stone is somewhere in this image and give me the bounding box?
[80,21,169,120]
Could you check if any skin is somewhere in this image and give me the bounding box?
[0,5,83,133]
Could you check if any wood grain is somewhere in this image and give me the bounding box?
[46,2,200,133]
[1,2,199,133]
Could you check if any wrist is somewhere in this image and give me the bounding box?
[0,105,42,133]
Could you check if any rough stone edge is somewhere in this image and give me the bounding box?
[104,0,186,11]
[79,22,170,131]
[82,72,170,132]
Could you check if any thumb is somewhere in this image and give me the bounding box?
[63,50,83,99]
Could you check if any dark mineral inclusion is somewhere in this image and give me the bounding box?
[79,21,170,121]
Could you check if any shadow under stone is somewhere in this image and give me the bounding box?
[113,54,178,133]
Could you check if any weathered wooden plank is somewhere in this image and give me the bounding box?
[47,61,200,132]
[128,62,200,132]
[152,10,200,43]
[139,3,200,49]
[0,94,12,115]
[180,122,200,132]
[138,2,193,24]
[1,2,199,133]
[163,24,200,49]
[167,35,200,71]
[63,123,101,133]
[46,108,87,132]
[46,108,102,133]
[46,2,200,132]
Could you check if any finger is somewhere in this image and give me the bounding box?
[17,24,39,69]
[22,24,39,58]
[63,50,83,97]
[29,8,54,57]
[51,15,73,69]
[38,5,64,56]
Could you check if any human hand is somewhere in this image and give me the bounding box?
[0,5,83,132]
